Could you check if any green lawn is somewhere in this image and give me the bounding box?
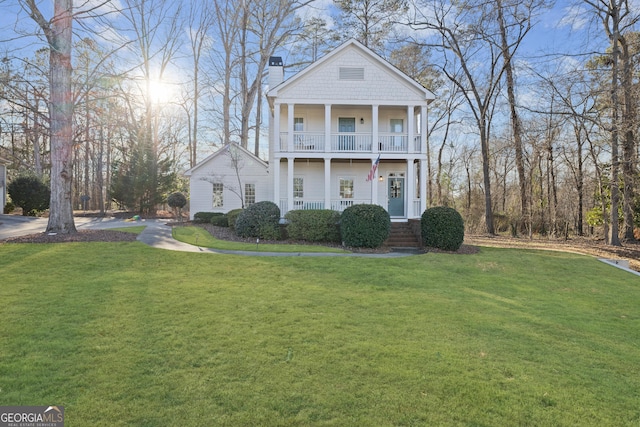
[173,226,349,253]
[0,242,638,426]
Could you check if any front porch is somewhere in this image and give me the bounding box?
[278,197,424,219]
[273,158,427,220]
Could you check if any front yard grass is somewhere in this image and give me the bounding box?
[0,242,638,426]
[173,225,349,253]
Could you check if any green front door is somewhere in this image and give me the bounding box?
[388,176,405,216]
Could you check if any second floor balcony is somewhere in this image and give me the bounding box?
[278,131,423,154]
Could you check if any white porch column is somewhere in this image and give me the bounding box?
[407,105,415,153]
[287,104,294,152]
[273,157,281,210]
[324,158,331,209]
[407,159,415,218]
[324,104,331,153]
[273,103,281,154]
[421,105,428,154]
[287,157,295,212]
[372,104,379,153]
[371,157,379,206]
[420,158,427,214]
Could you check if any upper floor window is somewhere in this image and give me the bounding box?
[390,119,404,133]
[294,117,304,132]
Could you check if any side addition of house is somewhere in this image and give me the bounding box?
[185,144,271,217]
[267,39,435,221]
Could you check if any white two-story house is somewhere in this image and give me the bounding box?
[186,39,434,221]
[267,39,434,221]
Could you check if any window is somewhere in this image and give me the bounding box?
[294,118,305,148]
[390,119,404,132]
[390,119,404,149]
[245,183,255,206]
[294,177,304,199]
[339,178,354,199]
[212,183,223,207]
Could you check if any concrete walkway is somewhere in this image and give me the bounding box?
[0,214,412,258]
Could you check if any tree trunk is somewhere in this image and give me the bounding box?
[29,0,76,233]
[609,6,621,246]
[497,0,527,232]
[620,38,636,241]
[480,124,495,234]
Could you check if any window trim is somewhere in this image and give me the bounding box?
[339,177,354,199]
[212,182,224,208]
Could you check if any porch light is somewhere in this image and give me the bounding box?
[378,175,384,182]
[360,117,364,124]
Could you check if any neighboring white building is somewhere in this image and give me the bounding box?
[0,156,8,212]
[185,143,270,218]
[187,39,435,221]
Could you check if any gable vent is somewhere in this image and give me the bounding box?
[339,67,364,80]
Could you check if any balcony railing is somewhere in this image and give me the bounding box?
[279,132,423,154]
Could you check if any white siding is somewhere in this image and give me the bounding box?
[187,149,270,219]
[278,161,377,202]
[278,50,426,103]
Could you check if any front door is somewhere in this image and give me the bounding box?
[388,176,405,216]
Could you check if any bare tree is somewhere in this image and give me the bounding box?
[410,0,508,234]
[23,0,76,233]
[334,0,408,52]
[185,0,215,168]
[496,0,551,232]
[582,0,640,245]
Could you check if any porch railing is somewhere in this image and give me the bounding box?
[279,198,369,216]
[279,132,423,154]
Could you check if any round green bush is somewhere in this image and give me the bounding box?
[285,209,341,243]
[7,175,50,216]
[193,212,220,223]
[421,206,464,251]
[226,208,244,230]
[340,204,390,248]
[210,214,229,227]
[235,201,281,239]
[167,192,187,209]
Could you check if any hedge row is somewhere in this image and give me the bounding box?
[194,204,464,250]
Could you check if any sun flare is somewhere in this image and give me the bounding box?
[145,78,175,105]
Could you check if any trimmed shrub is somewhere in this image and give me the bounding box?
[285,209,341,243]
[167,192,187,209]
[226,209,244,230]
[7,175,50,216]
[167,192,187,221]
[421,206,464,251]
[340,204,390,248]
[235,201,281,240]
[4,201,15,214]
[193,212,221,223]
[210,214,229,227]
